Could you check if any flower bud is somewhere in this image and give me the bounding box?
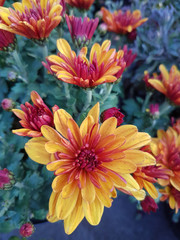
[98,23,108,35]
[0,168,15,190]
[7,71,18,82]
[19,222,35,238]
[95,10,103,20]
[101,107,125,127]
[149,104,159,118]
[1,98,14,111]
[140,196,158,214]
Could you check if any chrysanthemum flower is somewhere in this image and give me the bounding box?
[100,107,124,127]
[121,45,136,68]
[65,15,99,48]
[43,39,126,88]
[25,102,155,234]
[65,0,95,10]
[150,126,180,191]
[101,7,148,35]
[148,65,180,105]
[140,196,158,214]
[143,70,162,89]
[0,0,63,42]
[160,185,180,213]
[12,91,57,137]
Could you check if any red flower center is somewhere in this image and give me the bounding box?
[73,144,99,171]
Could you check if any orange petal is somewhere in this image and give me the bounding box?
[99,117,117,138]
[103,159,137,174]
[148,79,167,94]
[88,102,100,123]
[41,125,62,142]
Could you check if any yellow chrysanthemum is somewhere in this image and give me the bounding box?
[148,65,180,105]
[0,0,63,40]
[150,126,180,191]
[25,102,155,234]
[43,39,126,88]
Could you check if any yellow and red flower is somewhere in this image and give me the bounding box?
[150,126,180,191]
[43,38,126,88]
[0,0,63,41]
[65,15,99,48]
[148,65,180,105]
[121,45,136,68]
[24,102,156,234]
[0,28,16,51]
[65,0,95,10]
[12,91,57,137]
[160,185,180,213]
[143,70,162,89]
[101,7,148,35]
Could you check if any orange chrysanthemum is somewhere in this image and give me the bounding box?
[101,7,148,34]
[148,65,180,105]
[0,0,63,41]
[25,102,155,234]
[160,185,180,213]
[65,0,95,10]
[150,126,180,191]
[43,39,126,88]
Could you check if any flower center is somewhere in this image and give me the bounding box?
[74,144,99,171]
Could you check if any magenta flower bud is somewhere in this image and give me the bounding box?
[101,107,125,127]
[149,104,159,118]
[0,168,15,190]
[1,98,14,111]
[140,196,158,214]
[19,222,35,238]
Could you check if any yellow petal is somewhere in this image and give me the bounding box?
[57,38,73,59]
[64,194,84,235]
[41,125,62,142]
[143,180,158,199]
[52,174,68,192]
[45,141,68,153]
[61,181,77,198]
[95,187,112,208]
[115,125,138,137]
[12,109,25,120]
[25,137,50,165]
[83,197,104,225]
[67,118,82,147]
[99,117,117,138]
[148,79,167,94]
[159,64,169,82]
[80,115,94,138]
[54,109,72,139]
[170,175,180,191]
[103,160,137,174]
[88,102,100,123]
[81,176,96,203]
[56,186,79,219]
[48,191,59,217]
[123,150,155,167]
[120,132,151,150]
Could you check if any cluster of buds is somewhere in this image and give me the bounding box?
[0,168,15,190]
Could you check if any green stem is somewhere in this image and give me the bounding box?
[42,44,48,60]
[77,89,92,122]
[142,91,152,112]
[12,50,28,83]
[63,82,70,100]
[159,101,174,116]
[100,83,113,104]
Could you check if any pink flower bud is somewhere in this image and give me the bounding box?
[1,98,14,111]
[98,23,108,35]
[140,196,158,214]
[149,104,159,118]
[101,107,125,127]
[0,168,15,190]
[19,222,35,238]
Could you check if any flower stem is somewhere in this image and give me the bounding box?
[12,49,28,83]
[77,88,92,122]
[159,101,174,116]
[142,92,152,112]
[42,44,48,60]
[100,83,113,104]
[63,82,70,99]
